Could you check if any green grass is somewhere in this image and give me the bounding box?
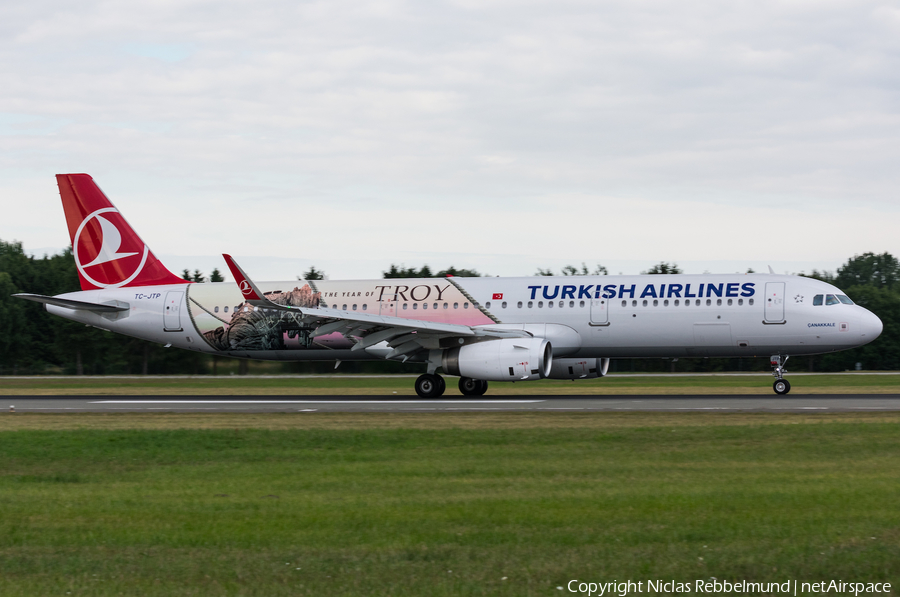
[2,372,900,395]
[1,413,898,595]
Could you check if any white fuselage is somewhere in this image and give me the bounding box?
[46,273,883,365]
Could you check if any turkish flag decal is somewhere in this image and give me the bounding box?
[492,293,503,300]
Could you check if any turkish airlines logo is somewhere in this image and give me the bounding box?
[239,280,253,296]
[73,208,149,289]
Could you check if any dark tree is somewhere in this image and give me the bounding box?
[301,266,326,280]
[210,268,225,282]
[383,264,434,278]
[436,266,480,277]
[834,252,900,290]
[643,262,683,274]
[536,263,607,276]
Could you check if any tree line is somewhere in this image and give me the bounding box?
[1,239,897,374]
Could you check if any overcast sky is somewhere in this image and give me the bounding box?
[2,0,898,280]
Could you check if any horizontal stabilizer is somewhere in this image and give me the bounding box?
[13,293,129,313]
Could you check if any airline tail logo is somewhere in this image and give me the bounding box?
[239,280,253,296]
[74,207,149,288]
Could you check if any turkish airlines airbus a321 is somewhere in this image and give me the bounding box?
[14,174,883,397]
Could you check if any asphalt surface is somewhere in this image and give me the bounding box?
[5,395,900,412]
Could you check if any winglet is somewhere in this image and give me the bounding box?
[222,254,266,302]
[768,265,776,274]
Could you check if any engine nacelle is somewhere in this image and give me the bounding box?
[442,338,552,382]
[547,357,610,380]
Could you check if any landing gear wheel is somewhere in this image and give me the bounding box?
[773,379,791,395]
[435,375,446,396]
[475,380,488,396]
[459,377,481,396]
[415,374,443,398]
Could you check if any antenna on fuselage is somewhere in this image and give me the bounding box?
[768,265,776,274]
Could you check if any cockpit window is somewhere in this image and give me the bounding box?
[812,295,823,306]
[825,294,840,306]
[837,294,854,305]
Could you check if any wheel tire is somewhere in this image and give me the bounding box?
[475,380,489,396]
[434,375,446,397]
[773,379,791,395]
[415,374,441,398]
[459,377,480,396]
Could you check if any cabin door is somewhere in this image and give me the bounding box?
[764,282,785,322]
[164,291,183,331]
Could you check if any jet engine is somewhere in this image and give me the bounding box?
[442,338,552,382]
[547,357,610,380]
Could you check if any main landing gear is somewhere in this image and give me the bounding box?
[415,373,446,398]
[413,374,489,398]
[771,355,791,395]
[458,377,488,396]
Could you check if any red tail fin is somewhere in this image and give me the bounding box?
[57,174,185,290]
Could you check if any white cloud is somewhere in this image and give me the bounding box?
[1,0,898,279]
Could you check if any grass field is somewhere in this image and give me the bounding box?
[1,412,898,596]
[2,372,900,395]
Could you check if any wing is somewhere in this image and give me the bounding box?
[221,254,528,360]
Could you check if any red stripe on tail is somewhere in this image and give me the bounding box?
[57,173,185,290]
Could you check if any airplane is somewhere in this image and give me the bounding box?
[13,174,883,397]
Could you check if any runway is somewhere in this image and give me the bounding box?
[5,394,900,413]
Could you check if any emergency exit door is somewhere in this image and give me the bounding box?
[764,282,785,322]
[164,291,184,331]
[590,297,609,325]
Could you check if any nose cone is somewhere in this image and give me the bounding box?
[862,309,883,342]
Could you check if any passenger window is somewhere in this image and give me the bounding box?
[622,300,627,307]
[632,300,637,307]
[539,301,544,308]
[643,300,648,307]
[502,301,507,308]
[749,298,754,306]
[579,300,585,307]
[717,299,722,306]
[342,304,347,310]
[517,301,522,308]
[403,303,408,310]
[464,303,469,309]
[443,303,448,309]
[837,295,854,305]
[559,301,564,308]
[826,294,840,306]
[674,299,679,306]
[548,301,553,308]
[453,302,458,309]
[569,301,574,308]
[663,299,669,307]
[362,304,367,311]
[653,299,658,307]
[352,304,357,310]
[695,299,700,306]
[727,299,732,306]
[423,303,428,310]
[214,306,219,313]
[485,302,490,309]
[433,303,438,309]
[224,306,229,313]
[528,301,533,308]
[413,303,418,310]
[706,299,711,306]
[738,298,743,306]
[813,295,823,306]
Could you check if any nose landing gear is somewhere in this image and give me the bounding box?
[771,355,791,395]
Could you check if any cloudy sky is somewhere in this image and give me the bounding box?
[2,0,898,280]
